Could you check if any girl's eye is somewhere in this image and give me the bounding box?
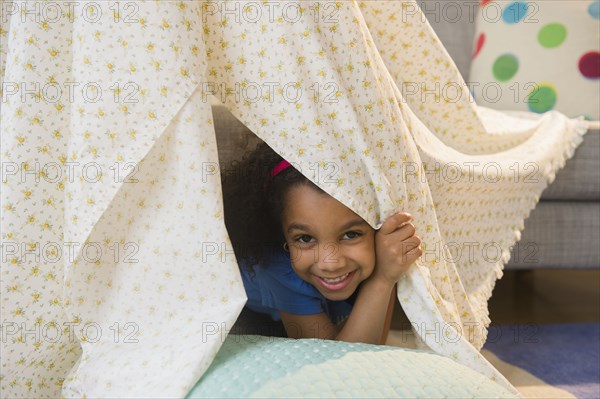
[296,235,314,244]
[343,231,362,240]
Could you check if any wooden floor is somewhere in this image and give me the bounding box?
[390,269,600,330]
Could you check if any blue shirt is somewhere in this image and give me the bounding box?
[238,248,359,325]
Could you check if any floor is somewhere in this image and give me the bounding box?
[390,269,600,330]
[387,269,600,398]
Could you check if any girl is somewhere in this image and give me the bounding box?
[222,141,422,345]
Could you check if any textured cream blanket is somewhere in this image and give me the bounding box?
[0,1,589,397]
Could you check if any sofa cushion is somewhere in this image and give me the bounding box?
[506,201,600,269]
[468,0,600,120]
[541,128,599,201]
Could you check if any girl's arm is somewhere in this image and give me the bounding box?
[380,283,397,344]
[334,275,395,344]
[279,278,396,345]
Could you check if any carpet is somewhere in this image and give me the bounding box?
[483,323,600,399]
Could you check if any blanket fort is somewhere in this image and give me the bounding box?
[0,1,589,397]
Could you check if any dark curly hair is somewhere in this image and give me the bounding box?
[221,141,325,276]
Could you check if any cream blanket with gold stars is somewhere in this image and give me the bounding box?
[0,1,589,397]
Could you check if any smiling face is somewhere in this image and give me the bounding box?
[280,183,376,301]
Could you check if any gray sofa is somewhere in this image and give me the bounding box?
[213,1,599,270]
[421,0,599,269]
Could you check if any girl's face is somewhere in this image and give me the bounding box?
[281,184,376,301]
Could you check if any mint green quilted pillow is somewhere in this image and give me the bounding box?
[186,334,518,398]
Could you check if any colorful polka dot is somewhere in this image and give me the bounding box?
[538,23,567,48]
[527,83,557,113]
[472,0,599,119]
[473,33,485,59]
[579,51,600,79]
[502,2,529,24]
[493,54,519,81]
[588,1,600,19]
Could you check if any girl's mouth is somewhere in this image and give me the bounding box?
[316,270,356,291]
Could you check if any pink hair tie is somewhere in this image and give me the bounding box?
[264,160,292,191]
[271,160,291,177]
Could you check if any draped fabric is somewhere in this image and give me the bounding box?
[1,1,590,397]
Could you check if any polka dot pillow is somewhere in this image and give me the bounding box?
[469,0,599,121]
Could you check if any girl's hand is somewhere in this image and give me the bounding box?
[373,212,422,285]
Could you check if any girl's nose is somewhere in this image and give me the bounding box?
[316,243,348,273]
